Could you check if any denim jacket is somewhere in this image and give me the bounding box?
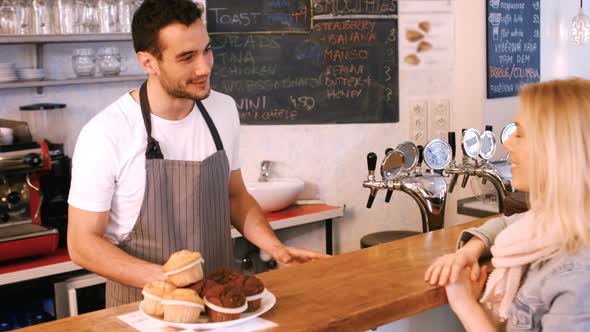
[458,213,590,332]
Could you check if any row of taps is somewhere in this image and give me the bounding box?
[362,123,516,233]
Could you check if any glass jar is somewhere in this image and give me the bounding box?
[117,0,140,33]
[51,0,75,34]
[74,0,98,33]
[34,0,52,34]
[72,48,96,77]
[16,0,36,34]
[19,103,68,144]
[0,0,17,35]
[98,0,117,33]
[97,46,121,76]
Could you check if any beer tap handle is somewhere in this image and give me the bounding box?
[483,125,493,182]
[447,131,459,192]
[448,132,456,161]
[417,145,424,167]
[384,148,394,203]
[367,152,377,176]
[366,152,378,208]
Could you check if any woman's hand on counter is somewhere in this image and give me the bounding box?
[424,237,486,286]
[424,250,481,286]
[269,244,331,267]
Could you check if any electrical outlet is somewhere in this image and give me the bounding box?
[429,99,450,141]
[409,99,428,146]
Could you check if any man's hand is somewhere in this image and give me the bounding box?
[269,244,331,266]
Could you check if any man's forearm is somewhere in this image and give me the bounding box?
[68,235,165,288]
[230,191,283,253]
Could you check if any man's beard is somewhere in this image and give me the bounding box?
[158,68,210,101]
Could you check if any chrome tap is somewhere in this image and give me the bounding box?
[259,160,272,182]
[444,125,516,212]
[363,144,449,232]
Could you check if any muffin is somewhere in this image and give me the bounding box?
[190,278,221,298]
[207,267,243,285]
[141,281,177,317]
[203,285,247,322]
[239,276,265,312]
[163,250,204,287]
[161,288,205,323]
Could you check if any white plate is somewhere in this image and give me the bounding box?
[139,289,276,330]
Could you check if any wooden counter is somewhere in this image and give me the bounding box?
[16,217,492,332]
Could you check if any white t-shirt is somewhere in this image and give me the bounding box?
[68,89,241,244]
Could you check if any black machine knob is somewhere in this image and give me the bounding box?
[265,258,278,270]
[23,153,42,167]
[7,191,21,205]
[384,148,394,203]
[367,152,377,172]
[241,255,253,271]
[448,132,456,160]
[485,125,493,132]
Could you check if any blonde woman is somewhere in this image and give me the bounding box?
[424,78,590,331]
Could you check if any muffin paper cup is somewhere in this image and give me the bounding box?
[203,297,248,314]
[161,299,205,311]
[245,288,267,301]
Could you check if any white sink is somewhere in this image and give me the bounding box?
[246,178,304,212]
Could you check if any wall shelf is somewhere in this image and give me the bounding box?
[0,74,146,90]
[0,33,136,93]
[0,33,132,45]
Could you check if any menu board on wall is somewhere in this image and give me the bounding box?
[313,0,396,15]
[206,0,311,33]
[210,19,398,124]
[206,0,399,125]
[486,0,540,99]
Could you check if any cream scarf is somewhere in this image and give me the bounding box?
[479,211,560,322]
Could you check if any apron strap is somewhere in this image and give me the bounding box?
[196,100,225,152]
[139,81,164,160]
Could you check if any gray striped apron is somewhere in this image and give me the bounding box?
[105,82,233,307]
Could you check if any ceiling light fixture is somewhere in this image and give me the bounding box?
[572,0,590,45]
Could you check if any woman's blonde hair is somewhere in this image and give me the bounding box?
[519,78,590,253]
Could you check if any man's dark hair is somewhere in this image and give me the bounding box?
[132,0,203,59]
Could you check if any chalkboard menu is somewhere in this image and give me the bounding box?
[206,0,398,125]
[486,0,541,99]
[207,0,311,33]
[313,0,397,15]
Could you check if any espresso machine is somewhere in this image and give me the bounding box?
[0,138,70,262]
